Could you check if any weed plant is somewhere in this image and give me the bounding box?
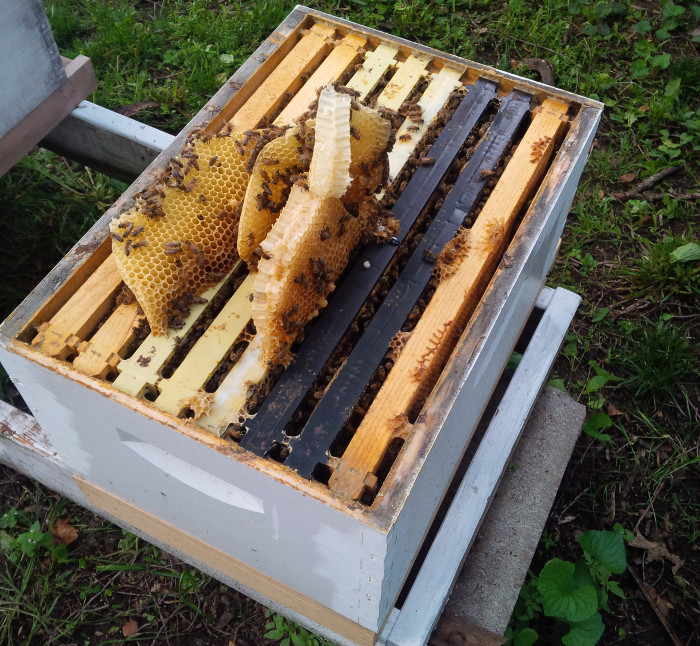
[0,1,698,645]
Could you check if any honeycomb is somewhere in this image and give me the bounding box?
[251,86,391,364]
[253,186,375,363]
[308,89,352,198]
[343,104,392,205]
[433,227,472,282]
[109,129,277,335]
[237,125,313,264]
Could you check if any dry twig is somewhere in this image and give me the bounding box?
[614,166,681,200]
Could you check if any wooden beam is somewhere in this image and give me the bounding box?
[329,99,569,501]
[227,23,336,132]
[386,66,463,182]
[153,273,256,417]
[41,100,175,182]
[345,43,399,101]
[72,302,143,379]
[112,269,237,397]
[375,54,431,111]
[196,334,266,436]
[273,33,367,126]
[30,255,123,359]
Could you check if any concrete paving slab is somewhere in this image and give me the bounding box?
[445,385,586,634]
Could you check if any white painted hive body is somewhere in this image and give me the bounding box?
[0,8,602,645]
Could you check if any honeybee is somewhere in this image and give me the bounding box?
[184,240,200,254]
[423,249,437,264]
[181,178,197,193]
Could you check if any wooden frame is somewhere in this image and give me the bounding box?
[0,6,602,643]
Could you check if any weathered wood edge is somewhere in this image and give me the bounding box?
[0,54,96,177]
[385,288,581,646]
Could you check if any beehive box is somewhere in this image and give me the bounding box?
[0,6,602,644]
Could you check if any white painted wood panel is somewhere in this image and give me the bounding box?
[386,288,580,646]
[0,346,390,633]
[0,0,66,137]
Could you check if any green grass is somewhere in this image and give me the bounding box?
[1,1,698,644]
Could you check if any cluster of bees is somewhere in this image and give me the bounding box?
[110,220,147,256]
[530,135,553,164]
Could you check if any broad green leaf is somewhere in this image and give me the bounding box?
[670,242,700,263]
[662,1,686,19]
[548,378,566,391]
[572,558,597,590]
[582,412,612,436]
[629,59,648,78]
[632,20,651,34]
[578,530,626,573]
[265,628,286,640]
[219,53,235,64]
[514,627,539,646]
[583,374,609,393]
[650,53,671,69]
[664,78,681,99]
[0,509,18,529]
[592,307,609,323]
[538,559,599,622]
[562,612,605,646]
